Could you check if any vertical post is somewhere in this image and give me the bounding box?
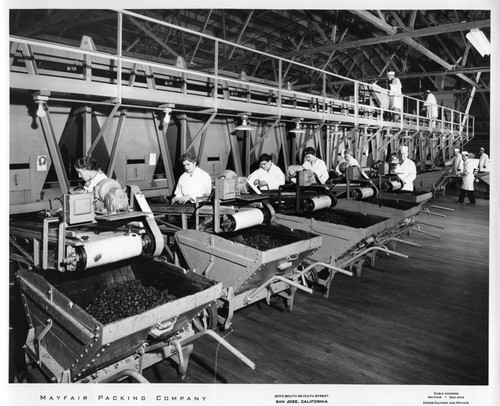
[39,111,70,194]
[107,109,128,178]
[117,11,123,103]
[214,40,219,110]
[354,82,359,127]
[81,106,92,154]
[179,114,188,153]
[153,112,176,194]
[245,131,251,177]
[325,126,332,170]
[278,59,282,117]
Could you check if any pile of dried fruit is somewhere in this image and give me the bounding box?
[311,210,350,226]
[241,233,284,250]
[86,280,177,324]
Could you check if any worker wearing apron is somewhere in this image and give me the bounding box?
[457,151,476,206]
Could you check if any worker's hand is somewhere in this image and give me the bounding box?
[258,180,268,187]
[176,195,192,204]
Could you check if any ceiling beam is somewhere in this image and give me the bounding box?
[227,10,254,61]
[348,10,485,89]
[408,10,417,29]
[329,65,490,87]
[15,10,84,37]
[190,10,213,65]
[127,16,180,58]
[283,18,490,57]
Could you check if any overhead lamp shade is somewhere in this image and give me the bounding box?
[289,121,305,134]
[466,28,491,57]
[36,101,46,118]
[163,107,172,123]
[235,115,254,131]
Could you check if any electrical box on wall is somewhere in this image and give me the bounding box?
[126,158,146,182]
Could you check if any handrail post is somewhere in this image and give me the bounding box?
[354,82,359,127]
[278,59,282,117]
[214,40,219,109]
[117,11,123,103]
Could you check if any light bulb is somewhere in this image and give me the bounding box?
[36,101,46,118]
[163,107,171,123]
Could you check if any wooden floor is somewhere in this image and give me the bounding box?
[143,192,489,385]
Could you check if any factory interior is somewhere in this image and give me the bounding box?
[6,6,497,403]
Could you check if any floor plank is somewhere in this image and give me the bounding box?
[143,193,489,385]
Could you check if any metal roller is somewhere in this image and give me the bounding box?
[222,204,275,232]
[66,233,144,271]
[301,195,336,212]
[351,187,376,200]
[383,179,403,191]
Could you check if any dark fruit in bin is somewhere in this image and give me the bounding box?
[86,280,177,324]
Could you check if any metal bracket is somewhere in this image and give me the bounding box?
[35,319,53,365]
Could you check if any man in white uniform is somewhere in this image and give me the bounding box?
[393,145,416,191]
[422,90,438,128]
[444,148,463,175]
[335,150,360,175]
[478,147,489,173]
[247,153,285,191]
[299,147,329,184]
[172,152,212,204]
[457,151,476,206]
[387,71,403,122]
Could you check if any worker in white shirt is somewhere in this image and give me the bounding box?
[74,155,129,213]
[456,151,476,206]
[335,149,370,179]
[444,148,464,175]
[393,145,417,191]
[74,155,109,194]
[422,89,438,128]
[247,153,285,191]
[172,152,212,204]
[387,71,403,122]
[289,147,329,184]
[478,147,489,173]
[335,150,360,175]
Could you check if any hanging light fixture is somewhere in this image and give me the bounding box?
[289,119,305,134]
[159,103,174,124]
[235,114,254,131]
[466,28,491,57]
[34,95,48,118]
[163,107,172,123]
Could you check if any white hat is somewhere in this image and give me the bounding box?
[399,145,408,153]
[387,71,395,76]
[454,148,460,152]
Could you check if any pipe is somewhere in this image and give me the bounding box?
[300,261,354,277]
[245,275,313,304]
[343,245,408,267]
[378,237,422,248]
[179,330,256,370]
[100,369,150,383]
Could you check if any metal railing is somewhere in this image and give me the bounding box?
[9,9,474,138]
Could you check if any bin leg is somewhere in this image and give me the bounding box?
[173,342,194,380]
